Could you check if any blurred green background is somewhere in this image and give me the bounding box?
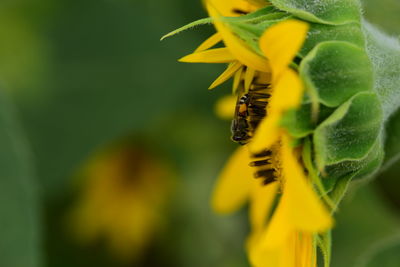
[0,0,400,266]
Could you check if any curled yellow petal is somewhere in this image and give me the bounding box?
[207,4,270,72]
[211,146,253,214]
[209,61,242,89]
[195,32,222,52]
[260,20,309,82]
[179,48,235,63]
[214,94,236,120]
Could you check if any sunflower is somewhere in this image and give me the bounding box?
[179,1,333,266]
[68,141,174,262]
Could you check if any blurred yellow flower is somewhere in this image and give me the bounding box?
[68,141,174,262]
[179,2,333,266]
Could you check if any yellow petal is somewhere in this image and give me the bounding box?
[248,231,290,267]
[232,66,244,93]
[215,94,236,120]
[206,0,264,17]
[259,20,309,82]
[250,231,315,267]
[195,32,222,52]
[271,68,304,111]
[249,112,281,154]
[207,4,270,72]
[250,249,281,267]
[259,194,293,248]
[258,135,333,251]
[249,69,303,154]
[280,134,333,232]
[296,233,315,267]
[209,61,242,89]
[179,48,235,63]
[244,67,256,92]
[211,146,253,214]
[249,181,278,231]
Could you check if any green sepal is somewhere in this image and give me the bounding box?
[228,5,283,22]
[324,143,383,210]
[324,138,384,211]
[301,22,365,57]
[224,14,292,56]
[270,0,361,25]
[323,136,384,183]
[313,92,383,170]
[317,231,332,267]
[160,17,213,41]
[281,103,334,138]
[300,41,373,108]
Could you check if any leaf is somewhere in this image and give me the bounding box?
[0,90,41,267]
[300,41,374,108]
[270,0,361,25]
[314,92,383,169]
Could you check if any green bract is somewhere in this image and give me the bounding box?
[270,0,361,25]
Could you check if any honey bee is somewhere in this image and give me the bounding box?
[231,84,271,144]
[231,93,251,145]
[231,82,277,185]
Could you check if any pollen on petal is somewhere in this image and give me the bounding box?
[179,47,235,63]
[259,20,309,82]
[211,146,253,214]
